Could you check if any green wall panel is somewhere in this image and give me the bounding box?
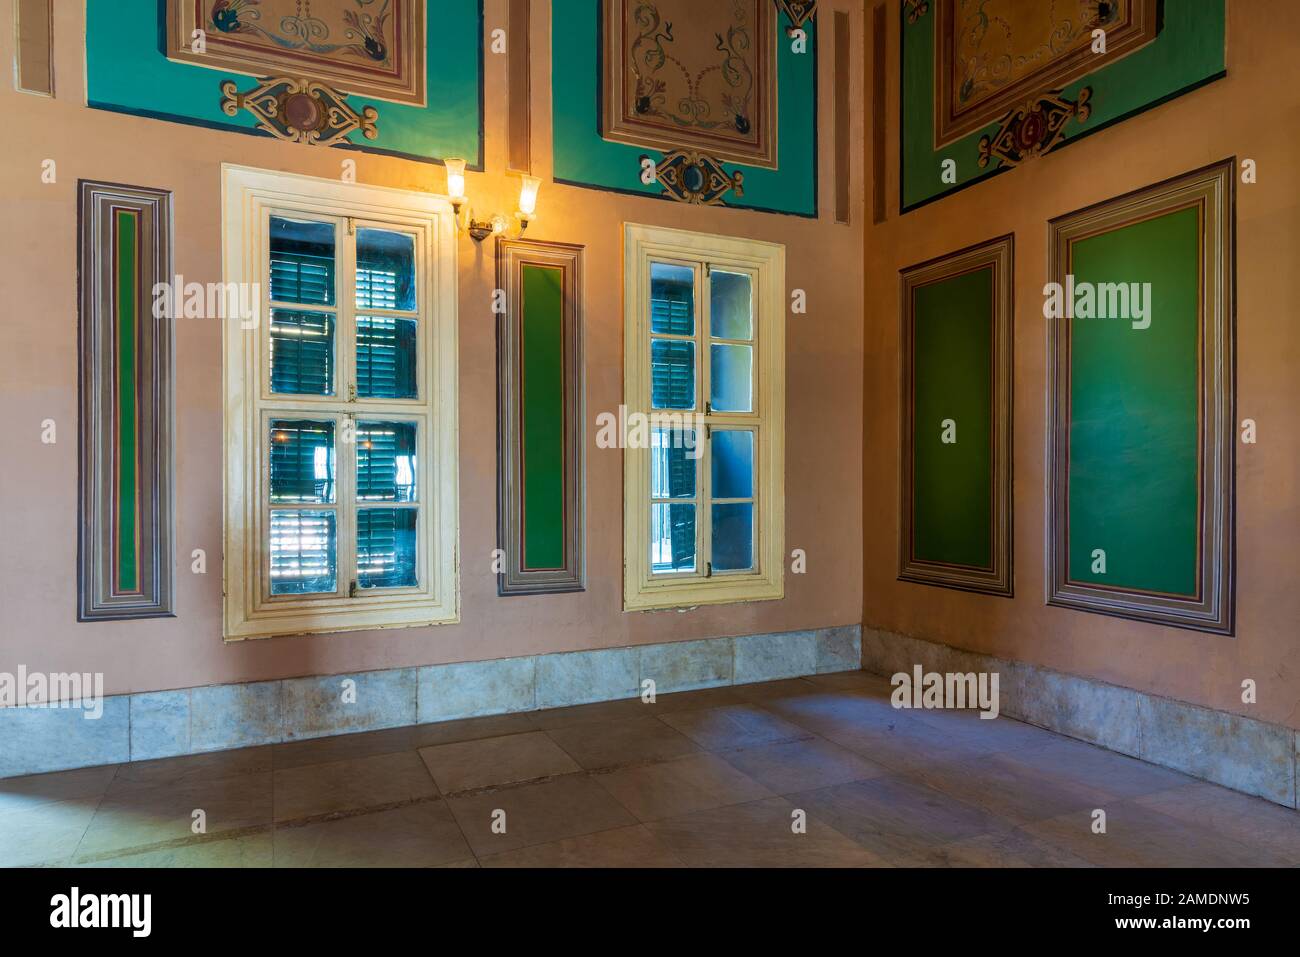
[901,0,1225,212]
[115,209,140,594]
[86,0,483,166]
[912,267,993,569]
[1067,206,1201,597]
[520,264,567,571]
[552,0,818,216]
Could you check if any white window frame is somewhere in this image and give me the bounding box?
[623,223,785,611]
[222,165,459,640]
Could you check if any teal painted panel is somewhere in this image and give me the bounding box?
[901,0,1225,211]
[552,0,817,216]
[86,0,482,165]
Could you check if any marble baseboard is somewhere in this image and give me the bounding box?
[0,625,861,779]
[860,626,1299,810]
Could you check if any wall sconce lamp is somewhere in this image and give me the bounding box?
[444,159,541,243]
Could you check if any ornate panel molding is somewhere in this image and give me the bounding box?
[601,0,778,169]
[934,0,1157,149]
[977,87,1092,169]
[1046,160,1235,635]
[166,0,426,106]
[899,235,1013,597]
[78,182,176,621]
[496,240,586,595]
[219,76,379,145]
[651,149,745,205]
[774,0,816,31]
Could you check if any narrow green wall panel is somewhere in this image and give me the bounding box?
[498,241,585,595]
[900,235,1012,596]
[521,264,567,571]
[1067,207,1201,597]
[912,267,993,569]
[79,181,175,621]
[115,210,140,594]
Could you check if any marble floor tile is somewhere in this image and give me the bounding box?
[0,796,103,867]
[115,746,273,787]
[721,737,890,794]
[791,776,1005,866]
[75,771,273,862]
[1006,735,1201,799]
[0,764,118,816]
[524,697,649,730]
[730,678,822,703]
[1023,800,1293,868]
[645,796,884,867]
[418,731,580,794]
[480,824,684,868]
[273,750,437,823]
[593,752,774,822]
[905,752,1114,827]
[78,832,273,868]
[1134,782,1300,865]
[447,773,637,858]
[659,705,812,751]
[273,800,470,867]
[545,716,700,770]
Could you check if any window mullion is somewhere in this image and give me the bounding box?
[339,220,359,596]
[699,262,712,578]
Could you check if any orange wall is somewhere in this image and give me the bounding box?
[0,1,865,695]
[864,0,1300,729]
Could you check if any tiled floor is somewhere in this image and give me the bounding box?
[3,671,1298,868]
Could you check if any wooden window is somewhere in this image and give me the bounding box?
[222,167,459,640]
[623,225,785,611]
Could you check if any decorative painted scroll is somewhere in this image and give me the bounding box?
[219,75,378,145]
[1046,160,1235,634]
[934,0,1156,149]
[78,182,175,621]
[652,149,745,206]
[899,235,1012,596]
[601,0,778,169]
[553,0,814,216]
[775,0,817,31]
[166,0,426,106]
[977,87,1091,169]
[15,0,54,96]
[900,0,1226,212]
[496,240,586,595]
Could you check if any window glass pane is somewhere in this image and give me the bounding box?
[356,228,416,311]
[651,339,695,410]
[357,316,418,399]
[711,503,754,572]
[357,508,418,589]
[651,428,698,499]
[650,262,694,336]
[651,503,696,574]
[710,342,753,413]
[357,421,418,503]
[270,216,335,306]
[270,420,336,504]
[269,509,337,595]
[270,309,334,396]
[711,430,754,499]
[710,270,753,340]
